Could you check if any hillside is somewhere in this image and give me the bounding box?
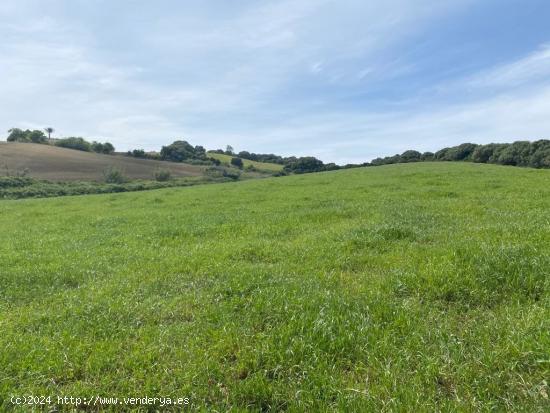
[208,151,284,172]
[0,142,205,181]
[1,163,548,411]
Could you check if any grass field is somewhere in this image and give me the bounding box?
[208,152,284,172]
[1,163,548,411]
[0,142,205,181]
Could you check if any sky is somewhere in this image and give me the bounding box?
[1,0,550,164]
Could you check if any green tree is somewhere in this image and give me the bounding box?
[284,157,325,174]
[400,150,422,163]
[6,128,46,143]
[529,140,550,168]
[28,130,47,143]
[92,141,115,154]
[160,140,207,162]
[421,152,435,161]
[497,141,531,166]
[102,142,115,154]
[130,149,146,158]
[6,128,28,142]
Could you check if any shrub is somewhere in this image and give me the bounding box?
[223,169,241,180]
[55,137,92,152]
[129,149,146,158]
[103,166,126,184]
[231,157,244,169]
[154,169,171,182]
[204,167,225,178]
[0,176,35,188]
[204,166,240,180]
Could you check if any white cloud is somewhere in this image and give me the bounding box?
[0,0,548,164]
[255,84,550,164]
[467,44,550,89]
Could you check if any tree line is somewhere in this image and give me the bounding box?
[6,127,549,172]
[6,128,115,154]
[369,140,550,169]
[219,140,550,174]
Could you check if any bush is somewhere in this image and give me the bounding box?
[55,137,92,152]
[103,166,126,184]
[204,167,225,178]
[0,176,35,188]
[204,166,240,180]
[129,149,146,158]
[154,169,171,182]
[231,157,244,169]
[223,169,241,180]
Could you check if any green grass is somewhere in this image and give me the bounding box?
[1,162,548,411]
[208,152,284,172]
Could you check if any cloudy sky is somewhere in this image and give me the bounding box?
[1,0,550,163]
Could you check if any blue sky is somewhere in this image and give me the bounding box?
[1,0,550,163]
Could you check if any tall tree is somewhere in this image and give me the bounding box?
[44,127,55,140]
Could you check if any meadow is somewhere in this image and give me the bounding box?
[208,152,284,172]
[0,162,548,411]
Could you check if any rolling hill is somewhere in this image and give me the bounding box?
[1,163,548,411]
[0,142,205,181]
[208,151,284,172]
